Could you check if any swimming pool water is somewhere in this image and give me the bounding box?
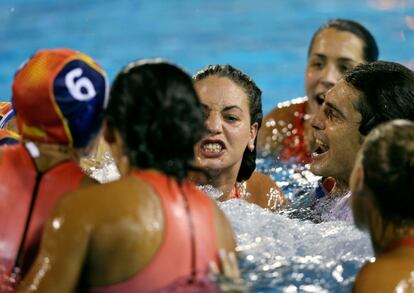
[89,155,373,293]
[1,0,414,113]
[1,1,413,292]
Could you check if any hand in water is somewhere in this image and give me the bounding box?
[209,249,249,292]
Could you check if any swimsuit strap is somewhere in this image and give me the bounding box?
[230,183,242,199]
[397,238,414,247]
[386,238,414,252]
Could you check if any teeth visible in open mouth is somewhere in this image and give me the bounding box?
[203,143,222,153]
[315,139,329,153]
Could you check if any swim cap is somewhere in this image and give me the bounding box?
[12,48,109,148]
[0,102,15,129]
[0,129,19,145]
[0,102,12,121]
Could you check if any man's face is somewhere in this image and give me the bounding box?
[310,80,364,185]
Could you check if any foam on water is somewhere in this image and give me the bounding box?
[220,199,372,292]
[89,154,373,292]
[87,151,121,183]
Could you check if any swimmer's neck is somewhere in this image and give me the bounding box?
[373,226,414,256]
[202,171,239,201]
[329,178,349,197]
[24,141,81,173]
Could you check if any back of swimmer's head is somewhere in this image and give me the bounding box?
[12,48,109,148]
[106,59,205,181]
[308,19,379,62]
[360,119,414,224]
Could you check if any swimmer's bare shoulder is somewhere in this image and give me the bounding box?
[257,99,305,156]
[18,176,164,292]
[245,171,287,210]
[353,256,412,293]
[353,263,379,293]
[80,172,99,187]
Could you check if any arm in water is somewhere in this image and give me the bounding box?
[246,171,288,210]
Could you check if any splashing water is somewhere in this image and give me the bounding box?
[197,184,224,200]
[85,151,121,183]
[196,156,372,292]
[86,154,373,292]
[220,200,372,292]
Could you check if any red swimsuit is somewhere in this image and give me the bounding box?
[0,144,86,291]
[386,238,414,253]
[89,171,220,293]
[279,101,311,164]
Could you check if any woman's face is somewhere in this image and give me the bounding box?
[194,76,258,178]
[305,28,365,115]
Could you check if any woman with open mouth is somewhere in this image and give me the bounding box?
[191,64,287,211]
[257,19,379,164]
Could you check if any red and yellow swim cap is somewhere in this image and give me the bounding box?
[0,102,12,120]
[12,48,109,148]
[0,129,19,145]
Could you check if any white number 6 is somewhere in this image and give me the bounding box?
[65,68,96,101]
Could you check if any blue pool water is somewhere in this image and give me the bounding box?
[1,1,414,292]
[1,0,414,113]
[91,156,373,293]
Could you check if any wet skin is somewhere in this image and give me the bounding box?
[257,28,365,158]
[17,170,236,292]
[193,75,286,209]
[310,80,363,188]
[350,145,414,293]
[194,76,258,195]
[305,28,365,115]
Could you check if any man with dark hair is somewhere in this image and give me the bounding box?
[310,61,414,221]
[257,19,379,163]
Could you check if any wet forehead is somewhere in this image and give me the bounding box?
[310,28,365,62]
[325,80,362,120]
[195,76,249,111]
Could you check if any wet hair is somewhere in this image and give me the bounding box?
[193,64,262,182]
[344,61,414,135]
[308,19,379,62]
[106,59,205,181]
[361,119,414,224]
